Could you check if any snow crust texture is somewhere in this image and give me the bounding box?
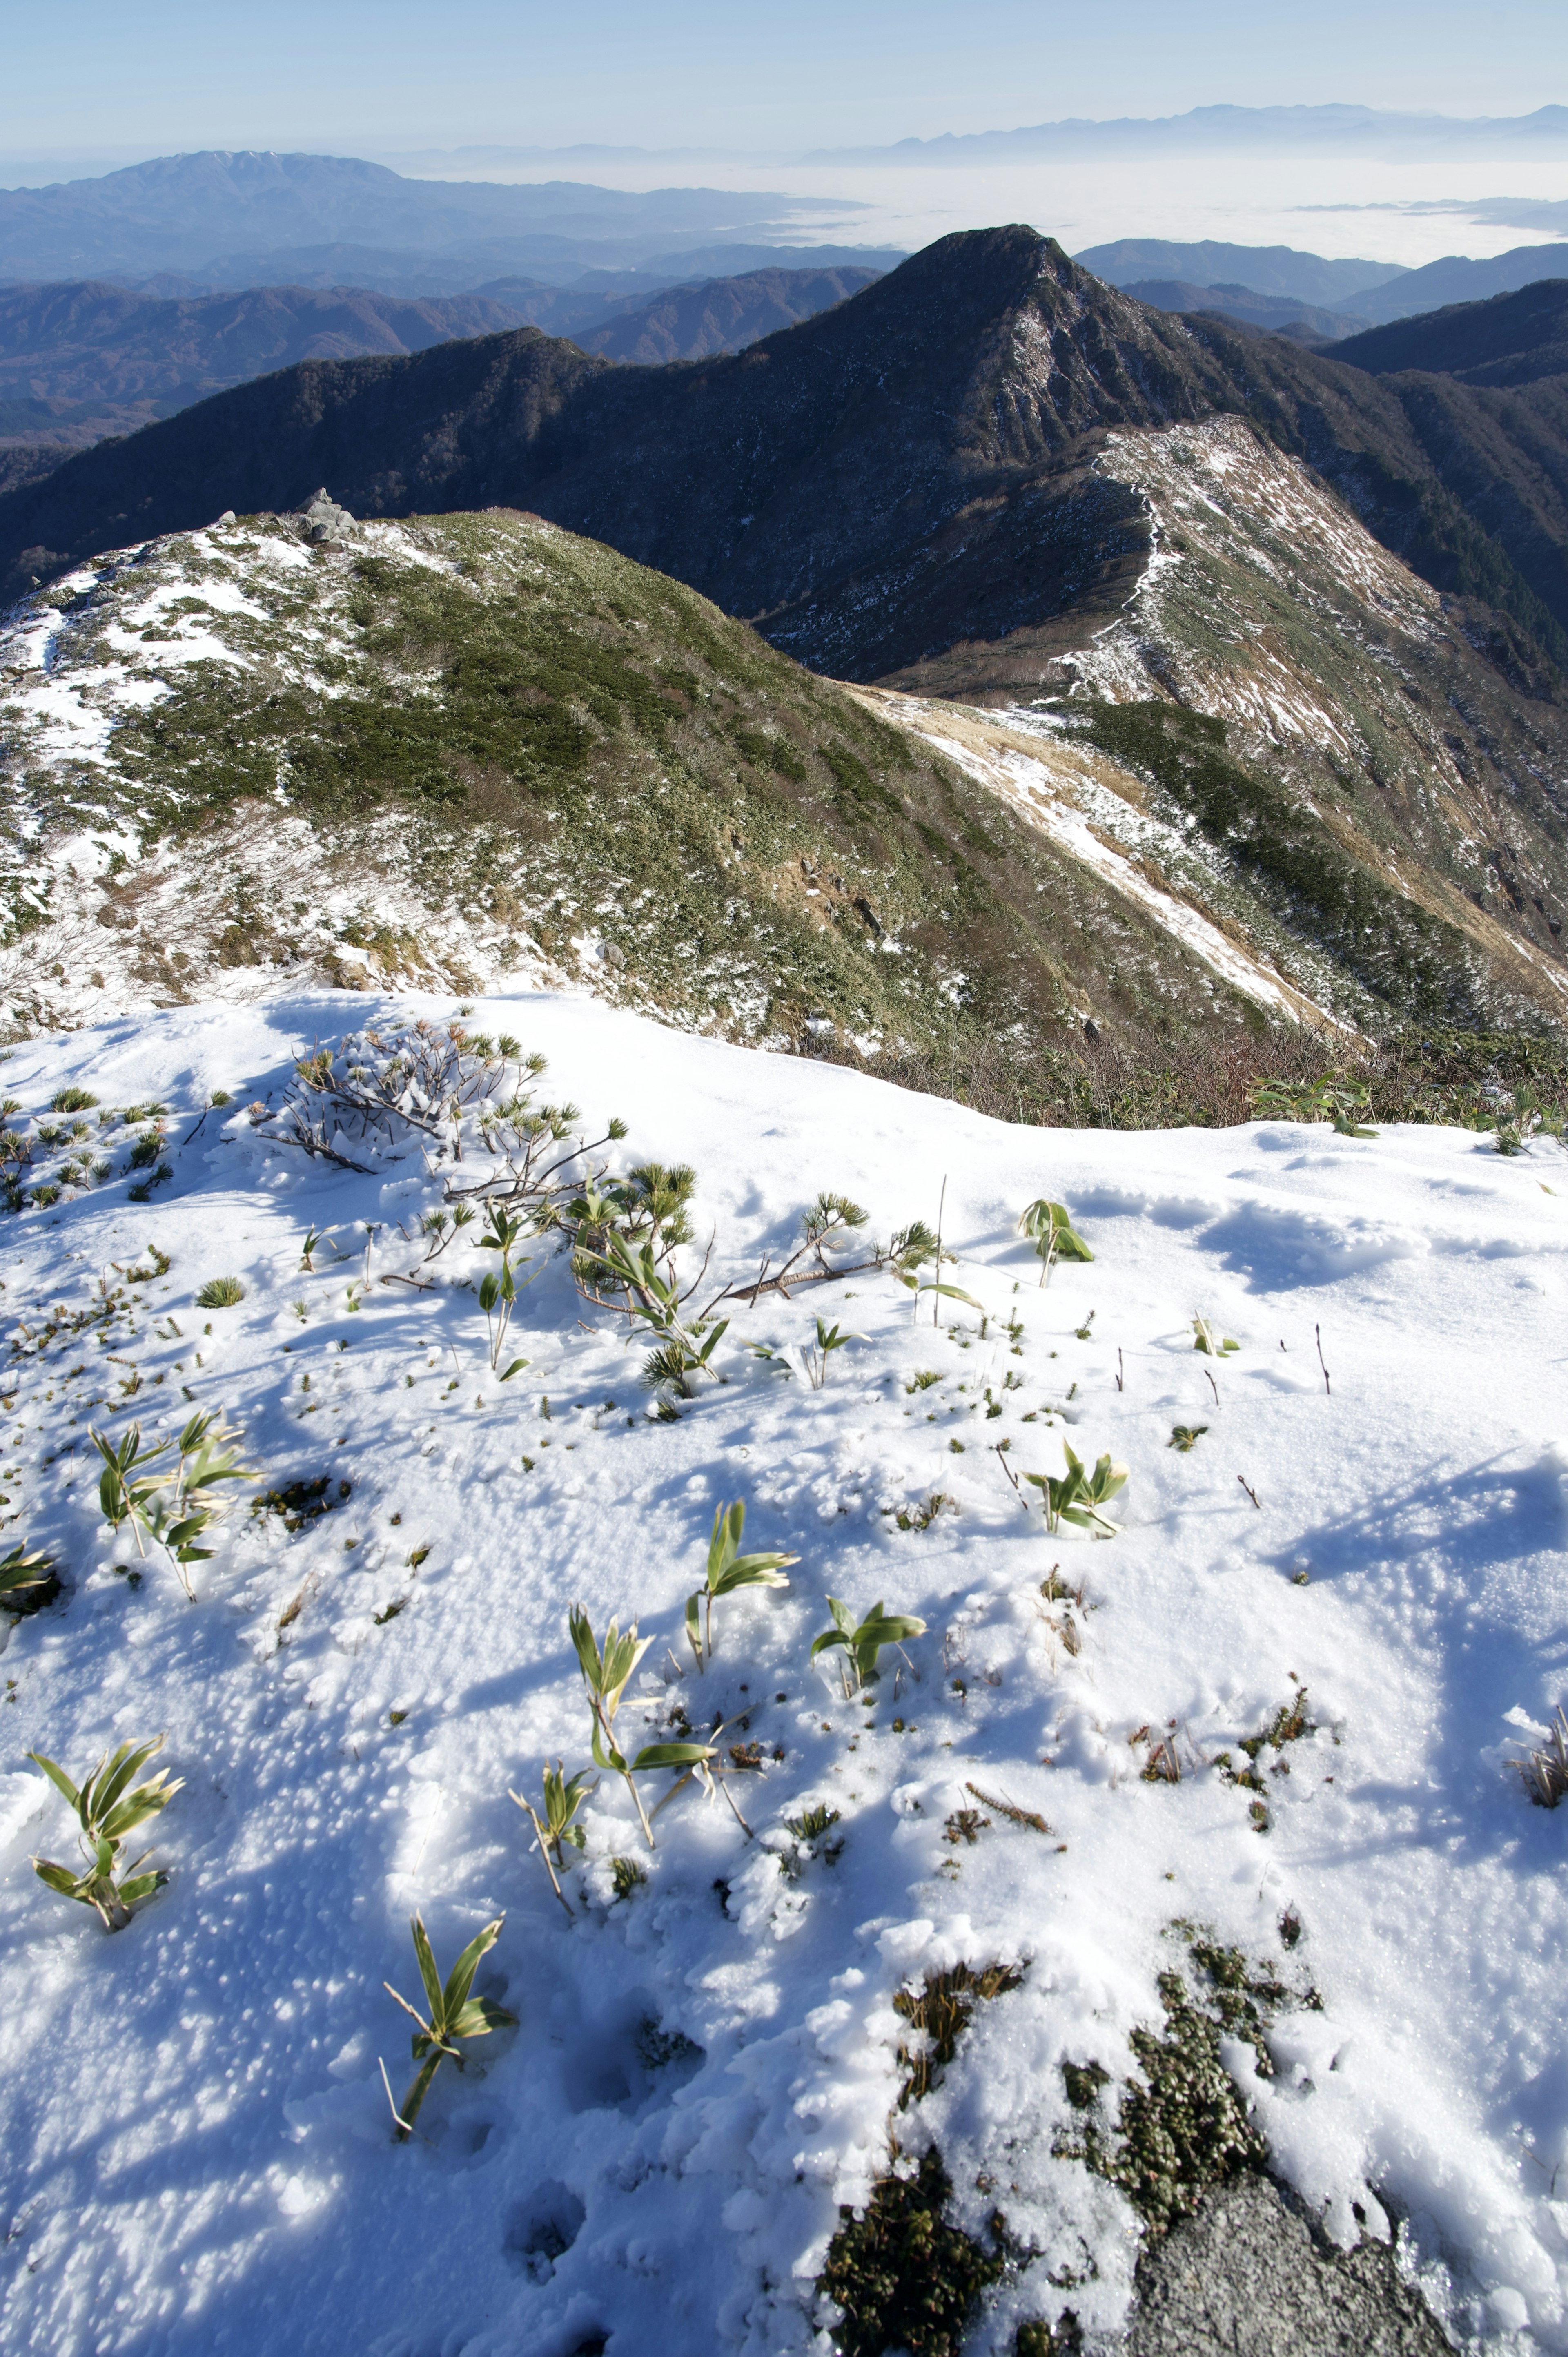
[0,987,1565,2355]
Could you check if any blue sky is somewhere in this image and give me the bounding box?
[3,0,1566,166]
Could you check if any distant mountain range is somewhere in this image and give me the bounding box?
[117,241,901,302]
[0,265,882,495]
[1118,281,1372,342]
[0,151,869,284]
[1076,240,1405,306]
[811,103,1568,161]
[1080,237,1568,325]
[1328,279,1568,385]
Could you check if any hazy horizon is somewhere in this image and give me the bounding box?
[2,121,1565,272]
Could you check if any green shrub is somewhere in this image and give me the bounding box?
[818,2149,1002,2357]
[50,1087,98,1113]
[196,1277,245,1307]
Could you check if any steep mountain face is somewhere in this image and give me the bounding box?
[0,230,1294,657]
[2,225,1568,1043]
[1330,279,1568,386]
[902,417,1568,1025]
[6,226,1568,689]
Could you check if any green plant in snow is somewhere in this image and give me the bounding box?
[811,1596,928,1692]
[383,1914,515,2139]
[92,1411,257,1597]
[569,1606,719,1846]
[584,1229,728,1398]
[476,1200,533,1377]
[0,1541,59,1615]
[1168,1425,1208,1453]
[1018,1443,1128,1537]
[804,1315,862,1388]
[565,1162,696,1283]
[50,1087,99,1113]
[196,1276,245,1308]
[888,1218,945,1280]
[1191,1316,1238,1357]
[511,1759,596,1916]
[685,1498,797,1670]
[29,1733,182,1930]
[783,1802,844,1870]
[1018,1197,1093,1284]
[893,1183,982,1329]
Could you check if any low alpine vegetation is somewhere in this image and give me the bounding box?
[29,1733,181,1931]
[92,1409,257,1597]
[195,1276,246,1308]
[383,1914,515,2140]
[1004,1442,1129,1537]
[1512,1707,1568,1807]
[1191,1315,1238,1357]
[812,1596,928,1693]
[568,1606,719,1846]
[685,1498,797,1671]
[0,1541,59,1614]
[1018,1197,1093,1283]
[512,1759,595,1916]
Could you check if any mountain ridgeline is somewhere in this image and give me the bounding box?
[4,226,1568,689]
[4,227,1568,1050]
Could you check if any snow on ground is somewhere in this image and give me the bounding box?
[0,986,1566,2356]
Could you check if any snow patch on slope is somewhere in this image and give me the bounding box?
[0,990,1564,2353]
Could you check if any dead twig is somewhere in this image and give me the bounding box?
[965,1780,1053,1835]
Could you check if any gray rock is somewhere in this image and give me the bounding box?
[1123,2174,1454,2357]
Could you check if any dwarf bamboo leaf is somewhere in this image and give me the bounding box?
[28,1732,182,1930]
[811,1597,928,1690]
[1018,1198,1093,1283]
[384,1913,515,2139]
[0,1541,58,1613]
[1020,1442,1128,1537]
[512,1759,596,1917]
[569,1606,659,1844]
[1192,1316,1239,1358]
[685,1499,797,1669]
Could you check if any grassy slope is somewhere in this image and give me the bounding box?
[2,506,1269,1056]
